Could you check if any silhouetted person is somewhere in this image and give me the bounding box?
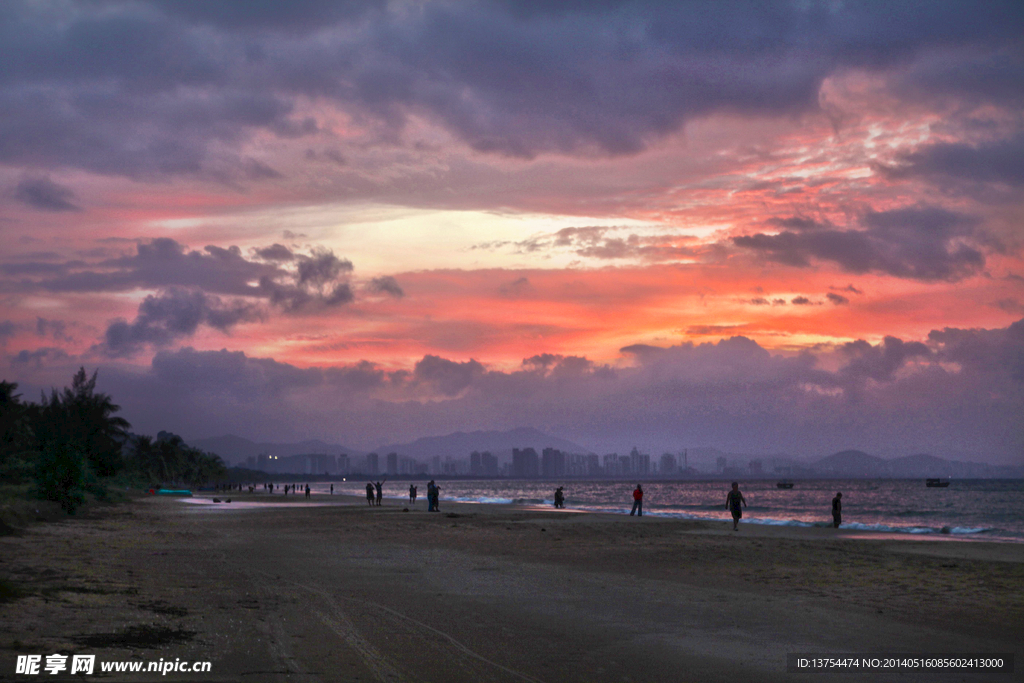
[269,483,274,494]
[305,484,310,499]
[726,482,747,531]
[366,483,374,506]
[375,481,383,506]
[554,486,565,509]
[330,484,334,495]
[832,492,842,528]
[410,484,417,504]
[427,480,436,511]
[630,484,643,516]
[432,481,441,511]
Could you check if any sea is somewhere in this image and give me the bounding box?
[274,479,1024,543]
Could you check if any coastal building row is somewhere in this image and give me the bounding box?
[243,447,753,478]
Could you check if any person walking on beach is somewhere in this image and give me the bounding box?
[726,482,746,531]
[366,482,375,506]
[330,484,334,495]
[832,492,842,528]
[410,484,417,504]
[432,481,441,511]
[374,481,384,506]
[554,486,565,509]
[305,484,310,499]
[630,484,643,516]
[426,480,436,511]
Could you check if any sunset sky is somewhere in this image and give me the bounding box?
[1,1,1022,462]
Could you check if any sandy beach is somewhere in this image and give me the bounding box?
[1,493,1021,682]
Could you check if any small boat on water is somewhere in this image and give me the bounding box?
[925,478,950,488]
[776,480,794,489]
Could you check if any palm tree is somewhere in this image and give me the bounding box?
[33,368,131,477]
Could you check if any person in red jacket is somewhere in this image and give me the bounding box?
[630,484,643,516]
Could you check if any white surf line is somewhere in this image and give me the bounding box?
[255,570,546,683]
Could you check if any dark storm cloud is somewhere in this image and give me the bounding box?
[0,237,363,316]
[367,276,404,298]
[892,133,1024,187]
[929,319,1024,381]
[253,244,295,262]
[839,336,931,383]
[413,355,485,396]
[258,246,355,311]
[99,287,264,357]
[0,1,1020,178]
[151,0,386,32]
[10,347,69,368]
[324,360,387,392]
[34,238,279,295]
[13,176,80,211]
[36,317,70,341]
[498,276,532,298]
[766,216,831,232]
[296,247,353,290]
[826,292,849,305]
[149,347,323,396]
[502,227,699,262]
[0,320,16,341]
[34,319,1017,461]
[734,206,986,281]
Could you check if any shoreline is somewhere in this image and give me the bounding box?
[183,490,1024,547]
[2,493,1021,682]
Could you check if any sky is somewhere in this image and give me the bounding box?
[0,0,1022,463]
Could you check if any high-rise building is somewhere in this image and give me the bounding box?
[365,452,379,474]
[470,451,482,475]
[659,453,677,476]
[481,451,498,476]
[386,452,398,475]
[512,448,539,478]
[542,448,565,478]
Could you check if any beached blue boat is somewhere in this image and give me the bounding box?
[155,489,193,496]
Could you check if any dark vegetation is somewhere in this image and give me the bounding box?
[1,368,225,514]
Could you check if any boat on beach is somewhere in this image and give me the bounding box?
[925,478,950,488]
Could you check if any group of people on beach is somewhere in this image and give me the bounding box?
[365,481,384,506]
[226,479,846,529]
[725,482,843,531]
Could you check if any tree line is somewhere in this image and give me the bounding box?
[0,368,225,513]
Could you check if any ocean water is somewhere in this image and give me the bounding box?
[278,479,1024,543]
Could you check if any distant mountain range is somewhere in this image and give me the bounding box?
[810,450,1023,479]
[188,427,590,466]
[187,431,1022,477]
[188,434,365,465]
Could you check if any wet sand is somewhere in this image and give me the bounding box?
[1,492,1021,682]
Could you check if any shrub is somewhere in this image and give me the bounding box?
[34,443,86,514]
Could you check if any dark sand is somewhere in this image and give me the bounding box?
[1,493,1021,682]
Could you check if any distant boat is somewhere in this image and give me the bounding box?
[776,480,794,489]
[925,478,950,488]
